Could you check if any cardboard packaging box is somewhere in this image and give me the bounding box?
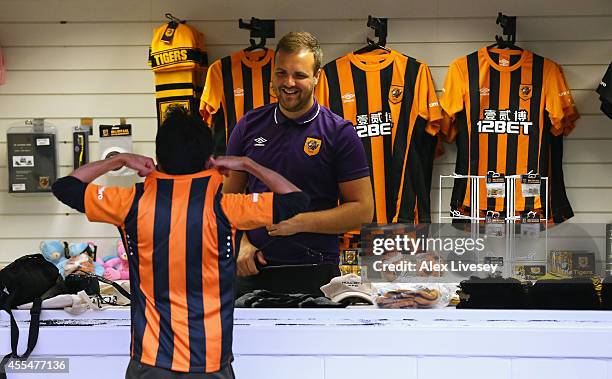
[548,251,595,278]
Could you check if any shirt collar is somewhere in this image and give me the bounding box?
[274,99,320,126]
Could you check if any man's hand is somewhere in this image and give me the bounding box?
[236,234,267,277]
[267,213,306,236]
[210,156,251,176]
[119,153,156,177]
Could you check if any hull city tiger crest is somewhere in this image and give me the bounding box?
[519,84,533,101]
[39,176,49,189]
[389,85,404,104]
[304,137,322,156]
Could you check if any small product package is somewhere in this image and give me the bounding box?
[373,283,453,309]
[99,119,133,176]
[7,119,57,193]
[486,171,505,198]
[548,250,596,278]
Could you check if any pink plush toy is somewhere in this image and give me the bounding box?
[102,240,129,280]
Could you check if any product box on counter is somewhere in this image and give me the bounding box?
[547,250,595,278]
[513,264,546,281]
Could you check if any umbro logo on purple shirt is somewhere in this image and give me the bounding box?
[254,137,267,147]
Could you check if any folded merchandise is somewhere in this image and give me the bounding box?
[17,279,131,313]
[18,290,109,315]
[458,275,603,310]
[602,276,612,310]
[235,290,346,308]
[457,276,530,309]
[99,280,131,306]
[530,277,599,310]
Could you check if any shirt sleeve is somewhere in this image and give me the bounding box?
[415,63,443,136]
[220,192,273,230]
[314,69,330,107]
[225,114,246,156]
[220,191,310,230]
[52,176,87,212]
[83,184,137,226]
[333,121,371,183]
[199,59,224,126]
[545,61,580,136]
[272,192,310,223]
[439,59,466,142]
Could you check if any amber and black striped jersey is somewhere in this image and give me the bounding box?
[54,169,306,374]
[316,49,442,223]
[200,48,277,155]
[440,47,579,221]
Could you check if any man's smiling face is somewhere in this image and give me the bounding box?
[272,49,320,117]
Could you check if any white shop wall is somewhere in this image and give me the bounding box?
[0,0,610,265]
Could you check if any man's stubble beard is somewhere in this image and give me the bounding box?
[275,81,315,114]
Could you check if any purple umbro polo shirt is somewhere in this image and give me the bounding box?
[226,99,370,264]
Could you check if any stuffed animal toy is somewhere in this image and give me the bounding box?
[39,240,66,269]
[59,242,105,278]
[102,240,129,280]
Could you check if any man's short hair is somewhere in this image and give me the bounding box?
[155,106,213,175]
[275,31,323,74]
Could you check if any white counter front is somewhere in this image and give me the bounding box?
[1,307,611,379]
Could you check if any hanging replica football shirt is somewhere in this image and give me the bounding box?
[316,49,442,223]
[200,48,276,155]
[439,47,579,222]
[597,62,612,119]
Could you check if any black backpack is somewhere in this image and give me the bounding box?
[0,254,62,378]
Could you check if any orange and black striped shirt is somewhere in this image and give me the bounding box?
[53,170,307,373]
[439,47,579,222]
[316,50,442,223]
[200,48,277,155]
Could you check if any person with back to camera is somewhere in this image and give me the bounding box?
[52,107,310,379]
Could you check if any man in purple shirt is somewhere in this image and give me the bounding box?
[224,32,374,295]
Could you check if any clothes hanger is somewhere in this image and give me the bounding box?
[239,17,275,52]
[354,15,391,55]
[487,12,523,51]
